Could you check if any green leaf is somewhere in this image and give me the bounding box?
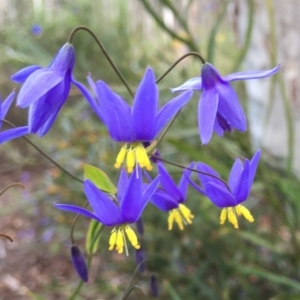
[83,164,117,194]
[86,219,103,254]
[231,263,300,291]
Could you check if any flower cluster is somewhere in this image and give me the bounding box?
[0,35,279,281]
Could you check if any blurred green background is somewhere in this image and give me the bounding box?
[0,0,299,299]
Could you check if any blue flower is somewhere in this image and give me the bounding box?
[172,63,280,144]
[90,67,193,173]
[148,162,194,230]
[188,149,261,228]
[10,43,92,137]
[0,91,29,143]
[55,167,160,254]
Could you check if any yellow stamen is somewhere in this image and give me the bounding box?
[114,143,153,173]
[239,205,254,222]
[125,226,140,249]
[108,229,117,250]
[126,148,135,173]
[168,204,194,230]
[114,145,127,169]
[228,208,239,229]
[219,205,254,229]
[108,225,140,254]
[220,208,227,225]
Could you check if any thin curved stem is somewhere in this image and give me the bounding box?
[156,52,206,84]
[70,202,89,245]
[0,182,25,196]
[0,233,13,242]
[152,154,231,191]
[67,26,133,97]
[2,119,83,184]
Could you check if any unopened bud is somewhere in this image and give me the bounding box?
[71,245,88,282]
[136,217,144,236]
[135,247,146,273]
[150,275,159,298]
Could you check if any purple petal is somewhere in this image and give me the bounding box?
[117,169,128,200]
[196,163,224,189]
[11,65,41,83]
[228,158,243,195]
[198,90,219,144]
[235,160,250,203]
[216,83,247,131]
[54,204,100,222]
[213,115,225,136]
[178,162,195,201]
[72,78,103,121]
[28,80,68,133]
[171,77,203,92]
[205,182,236,208]
[120,167,143,223]
[223,65,280,82]
[150,190,179,211]
[84,180,122,226]
[0,126,28,144]
[96,81,133,142]
[157,162,182,201]
[155,90,192,137]
[50,43,75,72]
[132,67,157,141]
[0,91,15,128]
[186,176,206,196]
[248,149,261,191]
[16,69,64,108]
[141,175,161,206]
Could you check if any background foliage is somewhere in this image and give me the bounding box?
[0,0,299,299]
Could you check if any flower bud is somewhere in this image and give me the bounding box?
[136,217,144,236]
[150,275,159,298]
[135,247,146,273]
[71,245,88,282]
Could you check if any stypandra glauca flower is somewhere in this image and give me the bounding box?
[87,66,192,173]
[55,166,160,254]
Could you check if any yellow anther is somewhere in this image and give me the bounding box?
[219,205,254,228]
[239,205,254,222]
[108,229,117,250]
[126,148,135,173]
[220,208,227,225]
[108,225,140,254]
[168,204,194,230]
[136,144,153,171]
[125,226,140,249]
[114,145,127,169]
[115,229,124,254]
[228,208,239,229]
[179,204,194,224]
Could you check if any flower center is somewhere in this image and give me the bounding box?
[168,204,194,230]
[108,225,140,254]
[220,204,254,229]
[114,143,153,173]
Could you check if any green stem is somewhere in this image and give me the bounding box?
[230,0,254,72]
[2,119,84,184]
[265,0,294,173]
[140,0,198,51]
[156,51,205,84]
[67,26,133,97]
[0,182,25,196]
[68,225,105,300]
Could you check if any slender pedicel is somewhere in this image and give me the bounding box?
[67,26,133,97]
[156,52,206,84]
[2,119,84,184]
